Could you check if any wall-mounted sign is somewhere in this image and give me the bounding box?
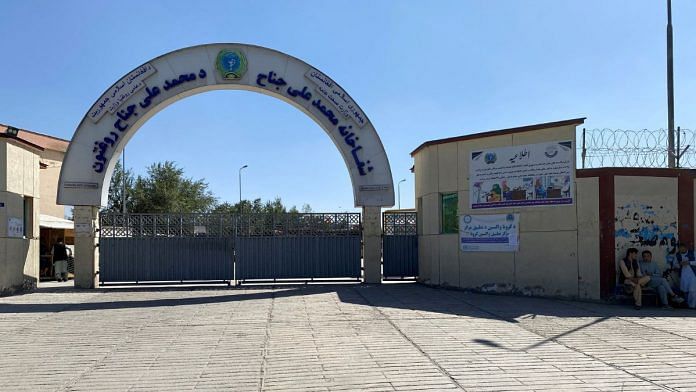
[460,213,519,252]
[74,223,93,237]
[88,63,157,123]
[469,141,574,209]
[63,182,99,190]
[8,217,24,238]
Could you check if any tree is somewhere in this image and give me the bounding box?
[209,197,307,215]
[130,161,217,213]
[105,160,311,215]
[105,160,135,212]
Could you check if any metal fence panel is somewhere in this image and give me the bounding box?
[99,212,361,283]
[382,212,418,278]
[383,236,418,278]
[236,236,361,280]
[100,237,234,283]
[100,212,361,238]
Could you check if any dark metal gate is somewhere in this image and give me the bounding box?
[98,212,361,284]
[235,213,361,281]
[382,211,418,279]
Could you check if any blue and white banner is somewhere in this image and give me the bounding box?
[469,141,574,209]
[460,214,519,252]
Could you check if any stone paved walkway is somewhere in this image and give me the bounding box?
[1,282,696,391]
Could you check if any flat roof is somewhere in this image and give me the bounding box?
[0,123,70,152]
[410,117,586,156]
[0,133,44,151]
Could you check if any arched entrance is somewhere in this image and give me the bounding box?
[57,44,394,288]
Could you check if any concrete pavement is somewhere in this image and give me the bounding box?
[1,282,696,391]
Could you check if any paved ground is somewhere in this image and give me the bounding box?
[2,282,696,391]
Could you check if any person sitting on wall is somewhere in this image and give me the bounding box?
[51,238,71,282]
[640,250,684,309]
[619,248,650,310]
[672,242,696,309]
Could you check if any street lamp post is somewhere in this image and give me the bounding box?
[397,179,406,210]
[239,164,248,206]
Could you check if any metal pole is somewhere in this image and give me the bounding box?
[122,148,127,214]
[581,128,586,169]
[667,0,676,168]
[397,179,406,210]
[238,164,248,207]
[677,126,681,168]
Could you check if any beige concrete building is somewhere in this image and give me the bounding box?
[411,118,602,299]
[412,118,696,301]
[0,124,71,294]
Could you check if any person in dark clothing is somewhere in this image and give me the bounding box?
[51,238,70,282]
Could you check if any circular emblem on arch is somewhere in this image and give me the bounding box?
[216,49,247,80]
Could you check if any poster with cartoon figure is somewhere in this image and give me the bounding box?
[470,141,574,209]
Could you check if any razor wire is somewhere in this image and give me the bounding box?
[578,128,696,168]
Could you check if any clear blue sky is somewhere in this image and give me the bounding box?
[2,0,695,211]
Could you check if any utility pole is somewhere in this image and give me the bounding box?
[667,0,676,168]
[238,164,248,206]
[122,148,127,214]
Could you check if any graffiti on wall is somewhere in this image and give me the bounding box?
[615,201,677,268]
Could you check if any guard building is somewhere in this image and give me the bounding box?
[412,118,696,300]
[0,124,71,295]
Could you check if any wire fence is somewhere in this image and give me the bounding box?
[579,127,696,169]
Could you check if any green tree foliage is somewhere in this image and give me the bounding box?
[105,161,215,213]
[209,197,306,215]
[106,160,310,214]
[105,160,135,212]
[131,161,217,213]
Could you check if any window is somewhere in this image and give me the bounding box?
[440,193,458,234]
[23,197,33,238]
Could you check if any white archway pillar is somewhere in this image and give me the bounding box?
[362,206,382,284]
[73,206,99,288]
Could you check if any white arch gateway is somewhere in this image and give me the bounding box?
[58,44,394,288]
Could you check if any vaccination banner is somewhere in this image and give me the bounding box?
[469,141,574,209]
[460,214,519,252]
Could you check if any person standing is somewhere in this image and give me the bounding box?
[51,238,70,282]
[640,250,684,308]
[619,248,650,310]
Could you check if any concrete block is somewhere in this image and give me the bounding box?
[438,235,459,287]
[515,230,578,297]
[510,125,576,145]
[422,193,440,235]
[437,143,458,193]
[577,177,600,299]
[419,146,438,199]
[459,250,515,292]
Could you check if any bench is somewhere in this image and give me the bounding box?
[613,284,660,306]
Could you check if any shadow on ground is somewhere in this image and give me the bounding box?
[1,282,692,322]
